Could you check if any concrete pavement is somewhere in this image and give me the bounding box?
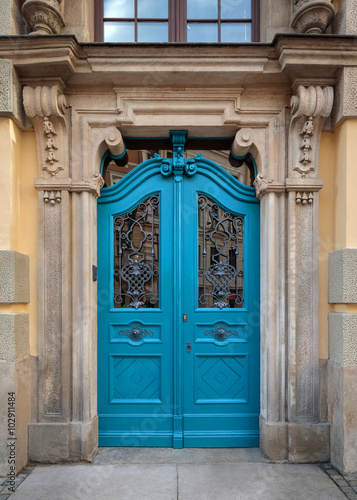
[4,448,349,500]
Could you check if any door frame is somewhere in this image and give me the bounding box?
[97,134,260,447]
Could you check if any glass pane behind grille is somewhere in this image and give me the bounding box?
[198,195,244,309]
[114,195,159,309]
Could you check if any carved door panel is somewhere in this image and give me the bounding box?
[97,149,260,447]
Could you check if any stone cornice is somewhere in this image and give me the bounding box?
[0,35,356,88]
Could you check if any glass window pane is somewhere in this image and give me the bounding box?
[187,23,218,42]
[104,22,135,42]
[138,0,168,19]
[114,195,160,309]
[198,195,244,309]
[104,0,134,18]
[221,22,251,42]
[221,0,251,19]
[187,0,218,20]
[137,22,168,42]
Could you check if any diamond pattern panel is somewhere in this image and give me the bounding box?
[196,355,248,402]
[111,356,161,402]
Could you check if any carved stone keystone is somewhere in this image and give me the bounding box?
[291,0,335,34]
[22,0,65,35]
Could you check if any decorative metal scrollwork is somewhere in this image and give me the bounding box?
[204,324,239,341]
[198,195,244,309]
[118,324,154,341]
[114,195,159,309]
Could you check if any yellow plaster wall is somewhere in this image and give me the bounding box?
[0,118,38,355]
[319,119,357,358]
[319,132,336,359]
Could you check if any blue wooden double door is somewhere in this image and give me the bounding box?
[97,154,260,448]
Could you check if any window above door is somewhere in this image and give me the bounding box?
[95,0,259,42]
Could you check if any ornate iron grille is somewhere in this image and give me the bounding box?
[114,195,159,309]
[198,195,244,309]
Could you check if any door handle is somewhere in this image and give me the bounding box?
[186,342,192,353]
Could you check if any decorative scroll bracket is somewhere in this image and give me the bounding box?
[23,85,68,178]
[289,85,333,178]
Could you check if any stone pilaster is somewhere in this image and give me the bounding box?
[285,84,333,459]
[23,85,101,462]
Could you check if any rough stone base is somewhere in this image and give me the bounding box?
[260,416,330,463]
[0,357,31,475]
[28,417,98,463]
[329,360,357,474]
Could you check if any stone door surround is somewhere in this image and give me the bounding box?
[21,45,335,461]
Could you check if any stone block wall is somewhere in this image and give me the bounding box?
[329,249,357,474]
[0,251,32,476]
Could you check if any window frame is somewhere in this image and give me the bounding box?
[95,0,260,43]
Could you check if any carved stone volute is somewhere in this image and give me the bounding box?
[23,85,68,178]
[291,0,335,34]
[289,85,333,178]
[22,0,65,35]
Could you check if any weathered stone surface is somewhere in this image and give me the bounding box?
[28,423,69,462]
[260,417,288,462]
[329,360,344,471]
[329,249,357,304]
[14,357,31,474]
[329,361,357,474]
[333,67,357,127]
[0,361,15,476]
[0,0,11,35]
[288,423,330,463]
[0,251,30,304]
[320,358,329,422]
[0,59,12,113]
[68,417,98,461]
[0,314,30,362]
[28,417,98,463]
[329,313,357,366]
[332,0,357,35]
[260,417,330,463]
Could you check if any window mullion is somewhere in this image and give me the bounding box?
[135,0,138,42]
[218,0,221,43]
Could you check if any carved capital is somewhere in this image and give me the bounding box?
[81,172,105,198]
[289,85,333,178]
[291,0,335,34]
[34,172,105,199]
[23,86,68,178]
[253,174,285,199]
[22,0,65,35]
